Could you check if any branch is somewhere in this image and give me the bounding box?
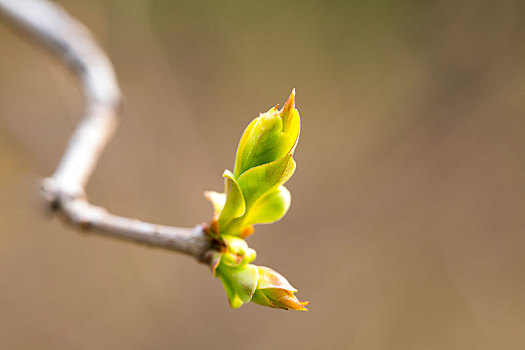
[0,0,213,261]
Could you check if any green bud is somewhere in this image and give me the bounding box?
[233,89,300,179]
[220,235,256,266]
[205,91,307,311]
[205,90,300,237]
[251,266,309,311]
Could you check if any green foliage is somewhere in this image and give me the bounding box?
[205,90,307,310]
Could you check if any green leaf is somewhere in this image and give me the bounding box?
[233,107,293,178]
[279,89,301,154]
[243,186,291,226]
[217,263,259,309]
[217,170,245,228]
[237,155,296,208]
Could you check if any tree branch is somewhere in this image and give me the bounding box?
[0,0,213,262]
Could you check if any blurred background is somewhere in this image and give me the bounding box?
[1,0,524,349]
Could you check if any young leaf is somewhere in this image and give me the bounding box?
[217,170,245,228]
[233,108,292,178]
[217,263,259,309]
[237,155,296,208]
[280,89,301,154]
[243,186,291,226]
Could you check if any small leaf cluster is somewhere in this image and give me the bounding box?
[205,90,307,310]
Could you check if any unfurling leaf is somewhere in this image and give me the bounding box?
[237,154,296,209]
[234,108,293,178]
[217,170,245,230]
[243,186,291,226]
[216,263,258,309]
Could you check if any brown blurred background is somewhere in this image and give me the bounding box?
[1,0,525,349]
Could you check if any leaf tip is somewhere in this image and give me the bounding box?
[282,89,296,115]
